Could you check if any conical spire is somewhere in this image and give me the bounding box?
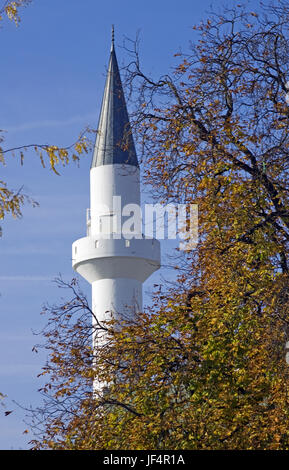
[91,28,138,168]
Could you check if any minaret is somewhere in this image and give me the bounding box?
[72,29,160,342]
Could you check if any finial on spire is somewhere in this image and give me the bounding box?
[111,24,115,51]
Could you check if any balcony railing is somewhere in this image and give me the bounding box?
[86,208,91,236]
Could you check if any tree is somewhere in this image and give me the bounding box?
[30,1,289,450]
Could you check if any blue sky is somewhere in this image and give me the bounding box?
[0,0,258,450]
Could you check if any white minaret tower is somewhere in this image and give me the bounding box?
[72,30,160,344]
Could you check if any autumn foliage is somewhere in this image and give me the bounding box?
[31,1,289,449]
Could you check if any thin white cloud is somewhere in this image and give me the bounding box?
[0,249,60,256]
[0,363,39,376]
[0,333,37,342]
[0,276,53,282]
[4,113,96,133]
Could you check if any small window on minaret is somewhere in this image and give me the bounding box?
[125,240,130,248]
[75,246,77,254]
[95,240,99,248]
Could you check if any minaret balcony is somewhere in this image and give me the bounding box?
[72,235,160,284]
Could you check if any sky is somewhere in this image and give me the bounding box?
[0,0,259,450]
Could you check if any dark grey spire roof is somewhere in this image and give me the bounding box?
[91,35,138,168]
